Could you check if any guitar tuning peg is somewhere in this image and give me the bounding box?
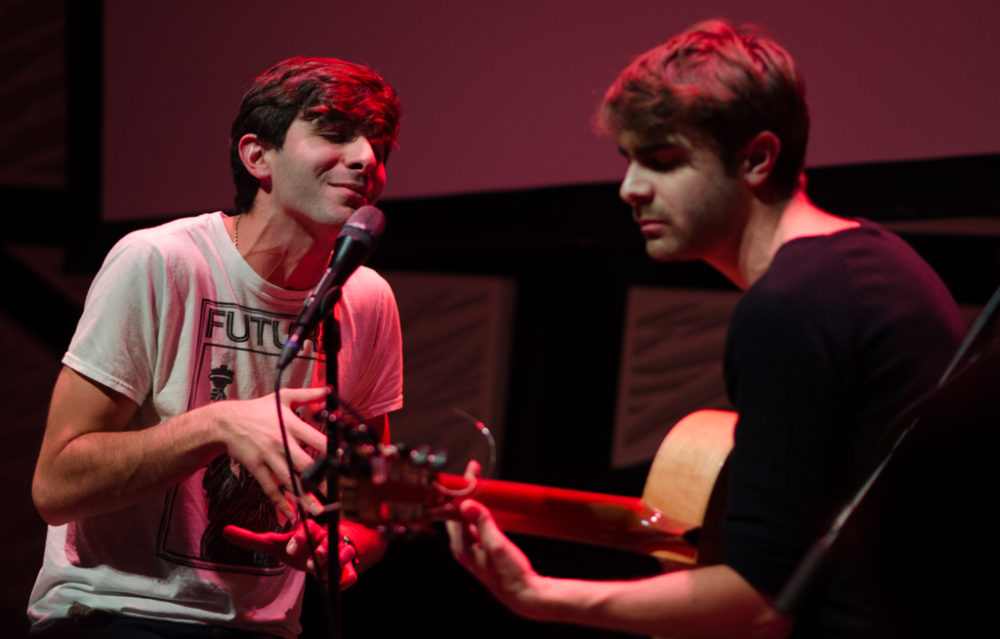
[380,443,400,458]
[409,445,432,466]
[391,443,410,458]
[428,450,448,469]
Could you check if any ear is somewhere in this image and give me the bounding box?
[741,131,781,188]
[237,133,272,181]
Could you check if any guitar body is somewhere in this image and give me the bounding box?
[641,409,736,566]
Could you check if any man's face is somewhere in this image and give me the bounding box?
[617,129,745,265]
[264,118,387,230]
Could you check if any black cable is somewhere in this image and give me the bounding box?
[273,364,378,638]
[273,367,333,632]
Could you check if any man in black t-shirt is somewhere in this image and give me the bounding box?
[445,19,967,638]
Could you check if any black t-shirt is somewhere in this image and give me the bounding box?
[721,220,966,637]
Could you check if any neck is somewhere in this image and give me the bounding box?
[709,191,856,290]
[230,209,337,289]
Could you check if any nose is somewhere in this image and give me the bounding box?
[619,162,652,212]
[345,136,379,174]
[618,162,652,208]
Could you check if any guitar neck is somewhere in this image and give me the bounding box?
[436,474,699,562]
[341,411,735,565]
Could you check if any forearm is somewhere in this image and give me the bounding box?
[33,401,227,525]
[530,565,791,639]
[34,367,330,526]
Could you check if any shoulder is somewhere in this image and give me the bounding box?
[343,266,396,303]
[104,213,225,265]
[741,220,920,316]
[83,214,232,312]
[339,267,400,331]
[113,212,225,253]
[766,220,959,320]
[728,219,963,367]
[728,224,882,357]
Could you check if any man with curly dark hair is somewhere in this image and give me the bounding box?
[29,57,404,638]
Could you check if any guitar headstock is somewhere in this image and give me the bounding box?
[339,442,472,532]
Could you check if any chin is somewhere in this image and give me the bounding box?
[326,207,359,226]
[644,239,686,263]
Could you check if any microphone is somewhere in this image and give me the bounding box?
[277,206,386,370]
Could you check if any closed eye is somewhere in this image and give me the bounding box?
[636,145,688,172]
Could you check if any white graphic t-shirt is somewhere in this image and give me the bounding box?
[28,212,403,638]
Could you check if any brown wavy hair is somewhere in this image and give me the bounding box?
[597,19,808,199]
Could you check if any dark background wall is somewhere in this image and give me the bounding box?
[3,1,999,637]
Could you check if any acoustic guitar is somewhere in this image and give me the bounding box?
[340,409,736,567]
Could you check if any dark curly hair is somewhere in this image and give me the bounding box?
[229,57,401,213]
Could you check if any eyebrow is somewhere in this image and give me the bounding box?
[619,140,686,158]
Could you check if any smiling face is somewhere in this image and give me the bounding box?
[617,128,747,266]
[261,118,386,231]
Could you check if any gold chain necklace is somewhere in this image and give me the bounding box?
[233,214,241,249]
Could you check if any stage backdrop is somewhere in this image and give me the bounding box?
[98,0,1000,221]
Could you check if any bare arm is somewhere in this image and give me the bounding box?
[32,366,330,525]
[529,562,790,639]
[448,499,793,639]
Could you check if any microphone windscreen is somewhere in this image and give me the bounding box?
[341,206,386,247]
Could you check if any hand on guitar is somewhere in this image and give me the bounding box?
[445,461,549,619]
[447,498,550,618]
[223,519,364,590]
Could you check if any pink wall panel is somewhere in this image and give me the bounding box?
[103,0,1000,221]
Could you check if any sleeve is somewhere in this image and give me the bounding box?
[63,232,166,405]
[338,268,404,422]
[720,267,857,597]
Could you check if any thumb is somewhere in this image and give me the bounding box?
[459,499,500,537]
[223,524,290,555]
[280,386,331,407]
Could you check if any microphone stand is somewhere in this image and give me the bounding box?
[320,289,343,639]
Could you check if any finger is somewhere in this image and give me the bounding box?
[223,525,290,555]
[244,461,296,520]
[297,547,326,574]
[281,441,322,476]
[277,407,327,455]
[446,500,483,561]
[280,386,331,410]
[305,517,328,541]
[335,537,359,590]
[339,541,355,566]
[464,459,482,479]
[340,562,358,591]
[287,421,328,454]
[264,439,322,492]
[294,492,324,517]
[459,499,489,524]
[287,519,328,557]
[461,500,506,550]
[445,519,465,556]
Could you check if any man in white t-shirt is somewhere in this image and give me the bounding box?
[28,57,404,638]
